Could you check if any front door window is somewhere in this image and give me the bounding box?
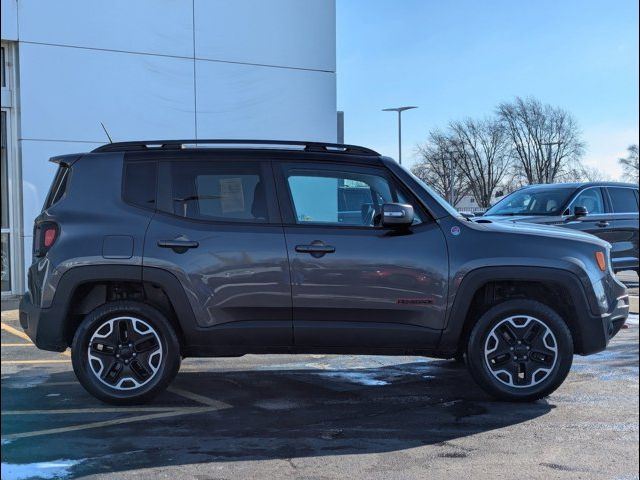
[286,169,422,227]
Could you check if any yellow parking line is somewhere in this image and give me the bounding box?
[1,406,216,441]
[1,343,33,347]
[1,322,31,342]
[1,321,70,357]
[2,406,208,415]
[2,359,70,365]
[167,386,231,409]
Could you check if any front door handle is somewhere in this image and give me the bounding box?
[158,239,199,253]
[295,242,336,258]
[596,221,610,228]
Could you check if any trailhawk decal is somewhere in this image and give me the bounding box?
[397,298,434,305]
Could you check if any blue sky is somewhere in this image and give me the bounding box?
[336,0,639,179]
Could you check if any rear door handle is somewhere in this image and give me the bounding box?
[596,221,610,227]
[157,239,199,252]
[295,243,336,258]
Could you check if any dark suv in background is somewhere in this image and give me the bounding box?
[20,140,629,405]
[481,182,639,274]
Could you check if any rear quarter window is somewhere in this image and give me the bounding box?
[44,166,69,209]
[608,187,638,213]
[123,161,157,209]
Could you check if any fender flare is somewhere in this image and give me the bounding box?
[47,265,197,346]
[437,266,598,353]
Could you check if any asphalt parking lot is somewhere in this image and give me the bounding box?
[1,274,638,480]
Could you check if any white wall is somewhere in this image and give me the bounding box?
[194,0,335,72]
[1,0,336,293]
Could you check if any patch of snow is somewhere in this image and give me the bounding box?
[571,345,639,382]
[625,314,639,326]
[262,355,448,387]
[254,399,301,410]
[4,372,50,389]
[1,459,82,480]
[318,371,389,386]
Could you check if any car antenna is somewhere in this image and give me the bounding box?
[100,122,113,143]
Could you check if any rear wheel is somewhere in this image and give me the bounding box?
[466,299,573,402]
[72,301,180,405]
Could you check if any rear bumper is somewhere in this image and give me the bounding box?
[19,292,68,352]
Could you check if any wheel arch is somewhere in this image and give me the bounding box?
[51,265,197,350]
[438,266,599,355]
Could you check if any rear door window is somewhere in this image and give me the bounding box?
[608,187,639,213]
[158,160,274,223]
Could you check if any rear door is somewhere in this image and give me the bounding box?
[144,155,292,347]
[274,160,448,349]
[604,186,639,271]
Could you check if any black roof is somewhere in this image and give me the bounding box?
[92,139,380,157]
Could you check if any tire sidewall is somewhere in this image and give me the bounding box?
[467,299,573,402]
[72,301,180,405]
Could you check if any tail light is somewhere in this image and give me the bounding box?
[34,222,59,257]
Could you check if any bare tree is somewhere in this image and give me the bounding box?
[497,97,585,184]
[619,144,639,183]
[449,118,512,208]
[568,164,611,182]
[412,131,469,206]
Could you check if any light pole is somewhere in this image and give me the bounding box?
[447,149,456,206]
[382,106,417,165]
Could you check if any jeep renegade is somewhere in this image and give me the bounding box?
[19,140,630,404]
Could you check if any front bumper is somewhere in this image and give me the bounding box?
[578,293,629,355]
[604,294,630,338]
[19,292,68,352]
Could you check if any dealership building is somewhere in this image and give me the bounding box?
[1,0,338,300]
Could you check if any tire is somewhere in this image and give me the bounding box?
[72,301,181,405]
[466,299,573,402]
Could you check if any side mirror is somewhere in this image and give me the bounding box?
[573,205,588,218]
[381,203,414,228]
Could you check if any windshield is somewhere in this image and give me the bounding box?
[485,187,575,216]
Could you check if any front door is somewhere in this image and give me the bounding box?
[274,161,448,349]
[144,156,292,347]
[562,187,618,243]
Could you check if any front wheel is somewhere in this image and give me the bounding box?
[466,299,573,402]
[72,301,181,405]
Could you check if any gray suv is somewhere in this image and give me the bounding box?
[19,140,629,404]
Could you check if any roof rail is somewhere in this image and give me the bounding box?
[92,139,380,156]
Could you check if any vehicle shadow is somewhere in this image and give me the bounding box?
[1,359,553,477]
